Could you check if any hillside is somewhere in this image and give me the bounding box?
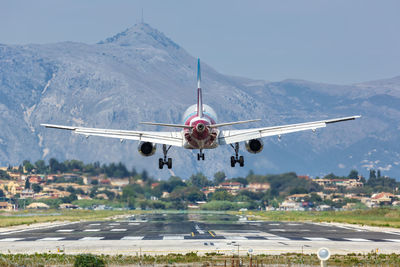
[0,23,399,178]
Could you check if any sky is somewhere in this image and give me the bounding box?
[1,0,399,84]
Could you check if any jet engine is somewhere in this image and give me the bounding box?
[138,142,157,157]
[245,139,264,154]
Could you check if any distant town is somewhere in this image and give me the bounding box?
[0,159,399,212]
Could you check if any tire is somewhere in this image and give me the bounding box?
[202,154,205,160]
[159,158,164,169]
[239,156,244,167]
[197,154,200,161]
[167,158,172,169]
[230,156,236,167]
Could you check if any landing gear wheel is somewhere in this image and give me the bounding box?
[239,156,244,167]
[230,143,244,167]
[159,145,172,169]
[167,158,172,169]
[230,156,235,167]
[197,154,201,161]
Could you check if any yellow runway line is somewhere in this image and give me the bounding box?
[208,231,215,238]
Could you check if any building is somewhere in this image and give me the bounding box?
[0,202,14,211]
[246,182,270,192]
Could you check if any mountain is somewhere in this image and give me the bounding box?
[0,23,399,179]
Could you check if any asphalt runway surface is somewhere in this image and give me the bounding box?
[0,213,399,255]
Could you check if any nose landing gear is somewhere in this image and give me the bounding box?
[159,144,172,169]
[197,149,205,161]
[230,143,244,167]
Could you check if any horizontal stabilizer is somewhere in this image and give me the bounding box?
[209,119,261,128]
[140,122,192,128]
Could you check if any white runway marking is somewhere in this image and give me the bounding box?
[163,235,185,240]
[89,223,101,226]
[384,239,400,242]
[121,236,144,240]
[56,229,74,232]
[304,237,330,241]
[80,237,104,241]
[224,236,248,240]
[84,229,100,232]
[270,229,285,232]
[0,238,24,242]
[269,223,280,226]
[288,223,301,226]
[109,223,120,226]
[110,229,127,232]
[128,223,140,226]
[265,236,290,240]
[345,238,370,242]
[37,237,65,241]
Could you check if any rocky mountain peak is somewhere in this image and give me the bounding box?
[97,23,180,50]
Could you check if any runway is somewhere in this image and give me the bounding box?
[0,213,399,255]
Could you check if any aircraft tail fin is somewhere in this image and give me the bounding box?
[197,58,203,117]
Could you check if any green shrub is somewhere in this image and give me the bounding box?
[74,254,105,267]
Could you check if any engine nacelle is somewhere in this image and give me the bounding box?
[138,142,157,157]
[245,139,264,154]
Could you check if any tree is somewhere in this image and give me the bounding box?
[24,178,31,189]
[190,173,209,188]
[211,190,234,201]
[32,183,42,193]
[213,171,226,185]
[0,189,4,198]
[377,169,381,178]
[23,160,35,173]
[348,169,358,180]
[369,169,376,179]
[34,160,47,174]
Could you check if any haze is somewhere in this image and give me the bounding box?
[1,0,399,84]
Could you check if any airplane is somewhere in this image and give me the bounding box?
[42,59,361,169]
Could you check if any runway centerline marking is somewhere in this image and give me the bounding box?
[110,229,127,232]
[80,237,104,241]
[109,223,120,226]
[89,223,101,226]
[84,229,101,232]
[56,229,74,232]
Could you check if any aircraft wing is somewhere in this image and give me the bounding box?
[41,124,184,147]
[218,115,361,145]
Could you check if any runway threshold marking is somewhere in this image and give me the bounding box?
[384,239,400,242]
[37,237,65,241]
[163,235,185,240]
[345,238,370,242]
[0,238,24,242]
[80,237,104,241]
[304,237,330,241]
[121,236,144,240]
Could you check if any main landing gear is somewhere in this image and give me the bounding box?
[159,144,172,169]
[197,149,205,161]
[230,142,244,167]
